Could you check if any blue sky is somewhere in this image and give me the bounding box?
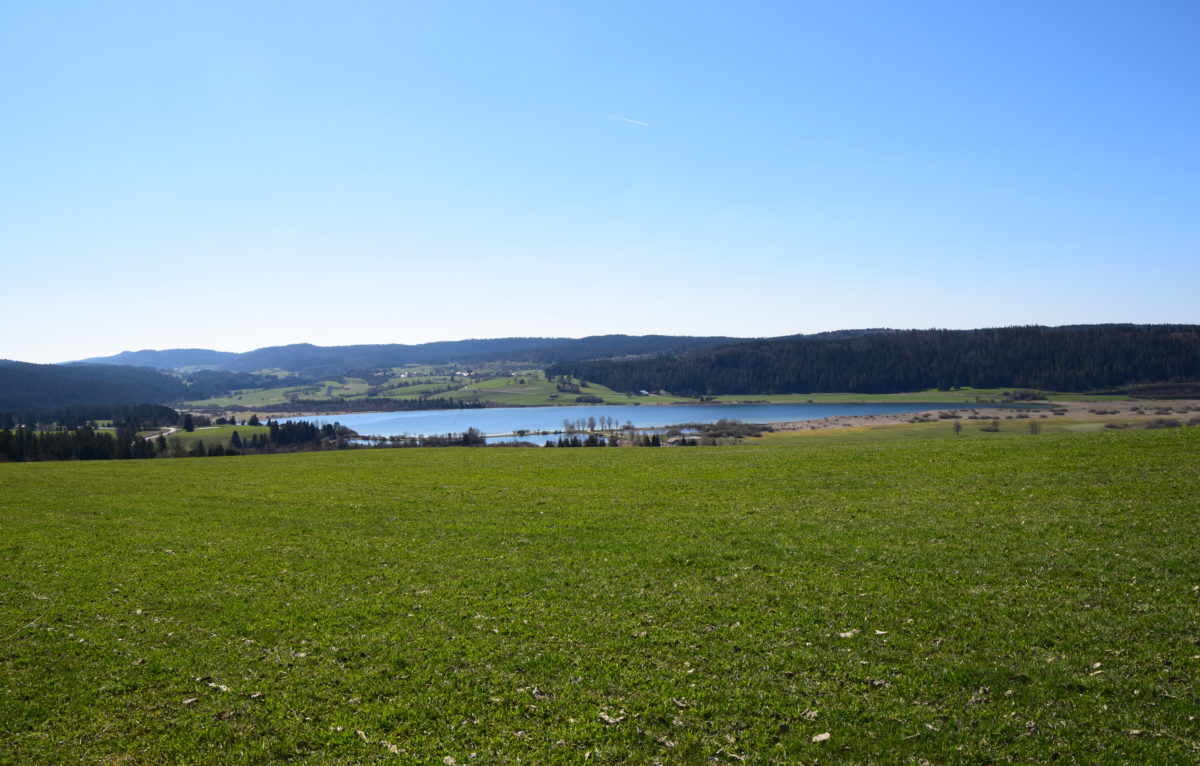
[2,0,1196,363]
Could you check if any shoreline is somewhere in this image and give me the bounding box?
[198,399,1042,420]
[198,399,1200,435]
[770,400,1200,432]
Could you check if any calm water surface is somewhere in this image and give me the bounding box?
[292,402,989,441]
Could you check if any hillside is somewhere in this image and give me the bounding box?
[0,360,187,414]
[73,348,240,369]
[547,324,1200,396]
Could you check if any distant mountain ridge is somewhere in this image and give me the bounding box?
[74,348,240,369]
[71,335,750,376]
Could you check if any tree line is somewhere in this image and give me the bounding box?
[0,418,353,463]
[0,403,179,431]
[545,325,1200,396]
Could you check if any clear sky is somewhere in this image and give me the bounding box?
[2,0,1197,363]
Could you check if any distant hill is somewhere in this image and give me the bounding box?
[73,348,240,369]
[72,335,750,377]
[223,339,557,375]
[0,360,188,415]
[546,325,1200,396]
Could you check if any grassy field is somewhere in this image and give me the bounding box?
[186,380,372,408]
[2,432,1198,763]
[432,374,691,407]
[759,417,1135,445]
[166,425,271,450]
[712,387,1130,404]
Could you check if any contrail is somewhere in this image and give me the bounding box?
[604,114,648,126]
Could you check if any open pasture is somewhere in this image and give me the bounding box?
[1,431,1197,763]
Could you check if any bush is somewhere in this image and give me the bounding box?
[1004,389,1046,401]
[1144,418,1182,429]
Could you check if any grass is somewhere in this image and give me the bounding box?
[2,430,1198,763]
[186,380,371,408]
[759,417,1127,444]
[165,425,271,450]
[711,387,1130,404]
[434,374,687,407]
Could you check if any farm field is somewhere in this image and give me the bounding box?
[2,431,1198,763]
[430,374,691,407]
[186,380,373,408]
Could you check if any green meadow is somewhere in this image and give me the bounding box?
[166,425,272,450]
[433,374,691,407]
[186,380,373,408]
[2,431,1198,763]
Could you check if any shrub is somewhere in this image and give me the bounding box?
[1142,420,1180,432]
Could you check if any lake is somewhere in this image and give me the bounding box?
[289,402,997,443]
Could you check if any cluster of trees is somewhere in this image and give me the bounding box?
[544,433,614,447]
[0,418,353,463]
[546,325,1200,396]
[0,425,155,462]
[1,403,179,431]
[555,378,582,394]
[686,419,773,439]
[266,419,345,446]
[371,428,488,448]
[560,415,628,433]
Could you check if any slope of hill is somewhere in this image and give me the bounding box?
[0,360,188,414]
[546,324,1200,396]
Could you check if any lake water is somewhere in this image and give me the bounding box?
[290,402,995,442]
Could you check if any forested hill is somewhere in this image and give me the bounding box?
[73,335,748,376]
[74,348,240,369]
[0,360,187,413]
[545,325,1200,396]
